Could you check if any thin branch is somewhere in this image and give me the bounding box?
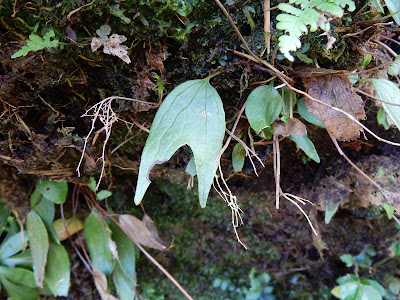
[354,87,400,106]
[327,130,390,199]
[213,0,293,82]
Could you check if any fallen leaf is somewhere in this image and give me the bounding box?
[93,268,119,300]
[119,214,168,251]
[273,118,306,137]
[52,218,84,241]
[301,71,365,141]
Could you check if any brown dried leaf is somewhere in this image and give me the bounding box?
[119,214,168,250]
[302,72,365,141]
[93,268,119,300]
[273,118,306,137]
[91,37,103,52]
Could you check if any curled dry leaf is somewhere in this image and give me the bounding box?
[91,33,131,64]
[119,214,168,250]
[301,69,365,141]
[93,268,119,300]
[273,118,306,137]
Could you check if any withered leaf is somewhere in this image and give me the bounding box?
[92,268,119,300]
[273,118,306,137]
[302,72,365,141]
[119,214,168,251]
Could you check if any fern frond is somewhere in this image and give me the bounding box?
[276,5,320,61]
[276,0,355,61]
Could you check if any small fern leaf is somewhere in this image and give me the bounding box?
[309,1,344,16]
[277,5,320,61]
[290,0,312,9]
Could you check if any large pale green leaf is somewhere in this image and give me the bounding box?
[385,0,400,25]
[110,220,136,300]
[84,212,113,275]
[36,179,68,204]
[44,243,70,296]
[245,84,282,133]
[0,277,39,300]
[0,266,36,288]
[26,210,49,288]
[370,79,400,130]
[134,76,225,208]
[287,132,320,163]
[0,231,28,259]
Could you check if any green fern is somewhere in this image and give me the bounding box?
[276,0,355,61]
[11,30,59,59]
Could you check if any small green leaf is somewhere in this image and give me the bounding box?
[377,108,390,130]
[361,54,372,67]
[325,199,340,224]
[44,243,70,296]
[388,56,400,76]
[340,254,355,267]
[2,251,32,268]
[134,76,225,208]
[27,210,49,288]
[31,190,55,226]
[0,277,39,300]
[370,79,400,131]
[0,232,28,259]
[383,203,395,219]
[30,188,59,244]
[388,276,400,295]
[37,179,68,204]
[87,177,97,192]
[0,266,36,288]
[332,281,359,299]
[297,98,325,128]
[84,212,113,275]
[11,30,59,58]
[110,220,136,300]
[96,190,112,201]
[361,279,387,297]
[232,143,246,172]
[287,132,320,163]
[245,84,282,133]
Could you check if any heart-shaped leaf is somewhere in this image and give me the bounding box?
[26,211,49,288]
[134,75,225,208]
[245,84,282,133]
